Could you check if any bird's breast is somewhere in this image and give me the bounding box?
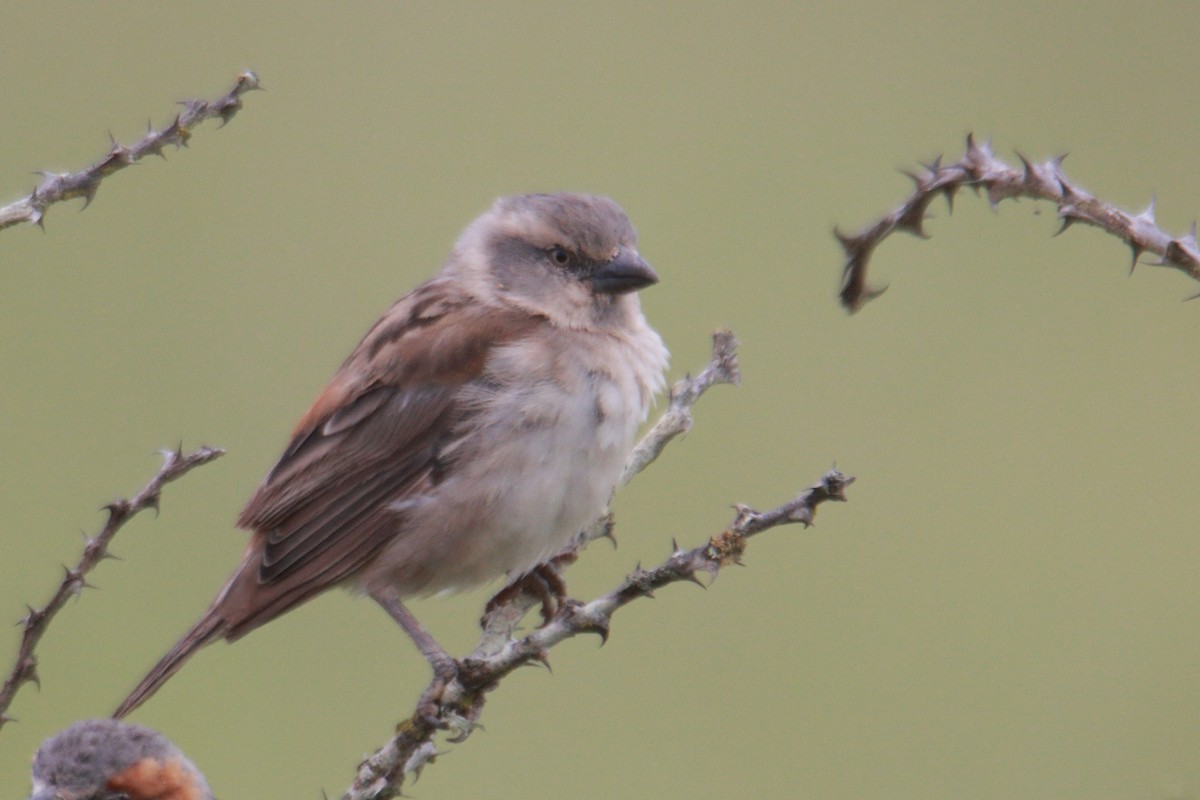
[363,323,666,597]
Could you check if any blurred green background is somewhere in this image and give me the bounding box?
[2,2,1198,798]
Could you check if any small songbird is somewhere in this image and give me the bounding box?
[115,192,668,718]
[28,719,212,800]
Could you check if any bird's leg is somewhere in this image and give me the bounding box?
[371,588,458,724]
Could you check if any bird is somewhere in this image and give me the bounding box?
[28,718,212,800]
[114,192,668,718]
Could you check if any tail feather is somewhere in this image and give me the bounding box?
[113,613,225,719]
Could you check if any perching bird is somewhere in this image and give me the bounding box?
[28,719,212,800]
[115,192,668,718]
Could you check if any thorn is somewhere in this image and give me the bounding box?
[964,134,993,164]
[680,570,708,590]
[921,155,943,174]
[63,566,86,597]
[896,204,929,239]
[1137,197,1157,225]
[942,183,959,214]
[159,446,181,468]
[1045,154,1068,185]
[900,168,929,191]
[108,139,131,165]
[102,499,131,521]
[833,226,858,253]
[145,493,162,516]
[1128,244,1143,275]
[527,647,552,672]
[791,508,816,528]
[1015,150,1034,181]
[599,522,617,549]
[860,283,888,305]
[587,617,611,645]
[78,178,100,210]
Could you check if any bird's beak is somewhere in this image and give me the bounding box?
[590,250,659,295]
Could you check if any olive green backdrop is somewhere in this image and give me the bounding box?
[2,3,1198,798]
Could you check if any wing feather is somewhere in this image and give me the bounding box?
[213,279,542,635]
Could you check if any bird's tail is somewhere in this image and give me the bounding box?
[113,612,226,719]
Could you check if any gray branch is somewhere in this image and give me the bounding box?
[0,71,261,232]
[620,328,740,487]
[836,134,1200,312]
[341,334,852,800]
[0,446,224,730]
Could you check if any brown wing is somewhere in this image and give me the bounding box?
[216,279,541,637]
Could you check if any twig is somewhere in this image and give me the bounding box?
[836,133,1200,312]
[340,335,850,800]
[0,71,261,232]
[0,445,224,729]
[619,328,740,487]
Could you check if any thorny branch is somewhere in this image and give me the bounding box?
[836,133,1200,312]
[0,446,224,730]
[342,334,852,800]
[619,328,740,487]
[0,71,261,232]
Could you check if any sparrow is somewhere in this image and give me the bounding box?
[114,192,668,718]
[28,719,212,800]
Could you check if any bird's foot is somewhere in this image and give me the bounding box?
[414,656,461,729]
[483,553,578,627]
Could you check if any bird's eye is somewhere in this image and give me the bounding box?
[549,246,571,266]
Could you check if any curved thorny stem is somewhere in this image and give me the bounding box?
[836,134,1200,312]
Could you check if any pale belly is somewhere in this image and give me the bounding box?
[361,361,642,597]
